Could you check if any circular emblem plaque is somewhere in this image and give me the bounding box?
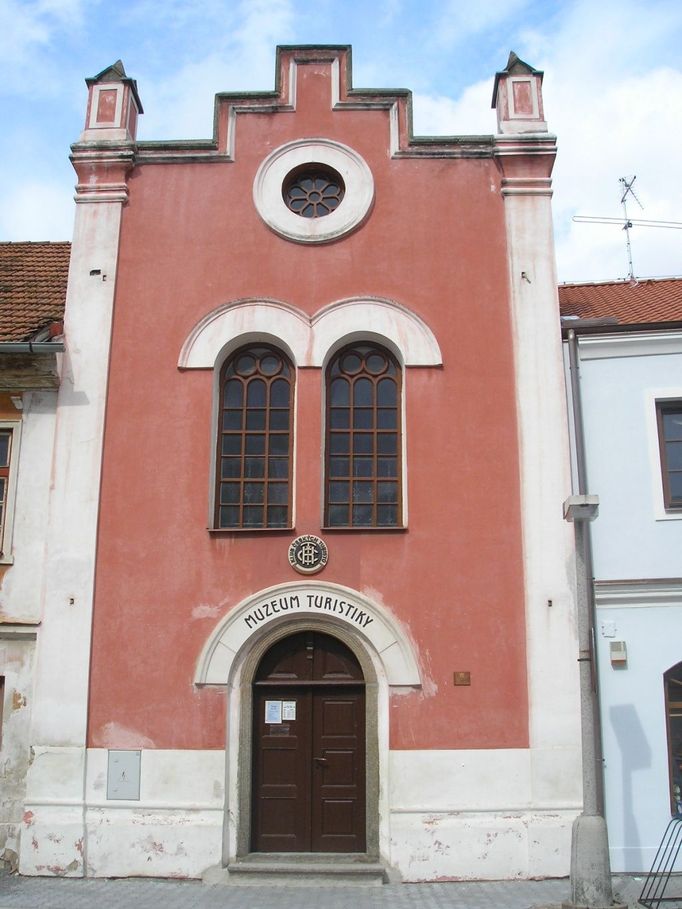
[288,535,329,575]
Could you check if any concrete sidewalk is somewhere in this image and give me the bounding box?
[0,872,646,909]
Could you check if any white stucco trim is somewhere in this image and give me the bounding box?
[508,76,540,120]
[311,297,442,366]
[501,181,581,755]
[88,85,123,129]
[178,296,441,369]
[252,138,374,243]
[194,581,421,687]
[19,198,125,878]
[18,746,577,879]
[595,578,682,607]
[178,299,309,369]
[578,331,682,361]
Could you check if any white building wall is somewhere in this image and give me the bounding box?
[0,390,58,865]
[20,199,125,877]
[1,391,58,621]
[595,600,682,871]
[574,332,682,872]
[23,746,577,880]
[578,337,682,578]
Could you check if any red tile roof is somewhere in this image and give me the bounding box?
[0,242,70,342]
[559,277,682,326]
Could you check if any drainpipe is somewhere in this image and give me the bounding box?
[567,327,606,809]
[563,328,623,909]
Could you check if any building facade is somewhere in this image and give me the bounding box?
[0,242,67,869]
[18,47,580,881]
[561,277,682,873]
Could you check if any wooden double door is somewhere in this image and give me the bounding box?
[251,631,366,853]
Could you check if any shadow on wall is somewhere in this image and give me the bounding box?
[610,703,652,871]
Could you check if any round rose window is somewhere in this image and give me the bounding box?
[253,139,374,244]
[283,167,345,218]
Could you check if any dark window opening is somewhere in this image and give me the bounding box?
[216,346,293,529]
[657,401,682,510]
[283,166,345,219]
[325,344,402,528]
[0,429,12,556]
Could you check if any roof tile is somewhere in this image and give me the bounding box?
[0,242,70,342]
[558,277,682,326]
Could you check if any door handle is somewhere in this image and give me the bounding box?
[315,756,329,766]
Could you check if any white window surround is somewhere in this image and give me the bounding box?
[178,296,442,370]
[190,298,440,532]
[646,388,682,521]
[252,138,374,244]
[88,84,124,129]
[0,419,21,565]
[508,76,539,120]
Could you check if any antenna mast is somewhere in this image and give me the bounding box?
[619,175,643,280]
[572,177,682,280]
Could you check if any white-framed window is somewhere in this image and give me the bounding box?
[647,390,682,521]
[252,139,374,244]
[656,401,682,511]
[0,420,21,563]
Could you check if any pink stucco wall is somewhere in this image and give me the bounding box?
[88,56,527,752]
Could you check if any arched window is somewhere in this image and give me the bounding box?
[325,343,402,528]
[216,345,293,529]
[665,662,682,815]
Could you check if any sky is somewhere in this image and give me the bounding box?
[1,0,681,283]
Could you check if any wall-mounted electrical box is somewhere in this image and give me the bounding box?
[609,641,628,667]
[107,750,141,800]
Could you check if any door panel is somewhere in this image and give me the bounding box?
[252,687,311,852]
[312,690,366,852]
[251,632,366,853]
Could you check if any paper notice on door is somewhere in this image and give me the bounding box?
[265,700,282,724]
[282,700,296,721]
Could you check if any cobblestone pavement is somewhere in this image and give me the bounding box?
[0,872,646,909]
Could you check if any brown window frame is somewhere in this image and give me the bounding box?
[0,429,13,556]
[664,662,682,815]
[215,345,293,531]
[656,400,682,511]
[324,343,403,529]
[0,675,4,749]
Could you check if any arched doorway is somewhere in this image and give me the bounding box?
[251,630,366,852]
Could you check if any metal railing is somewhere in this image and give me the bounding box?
[640,817,682,909]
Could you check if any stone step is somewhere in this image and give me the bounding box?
[224,854,387,887]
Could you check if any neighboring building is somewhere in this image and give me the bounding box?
[560,276,682,873]
[18,48,580,881]
[0,242,67,868]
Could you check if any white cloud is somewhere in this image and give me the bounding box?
[550,64,682,281]
[413,81,496,136]
[533,0,682,281]
[431,0,530,48]
[137,0,295,140]
[0,0,86,78]
[0,180,75,240]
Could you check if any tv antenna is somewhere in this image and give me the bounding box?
[572,176,682,280]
